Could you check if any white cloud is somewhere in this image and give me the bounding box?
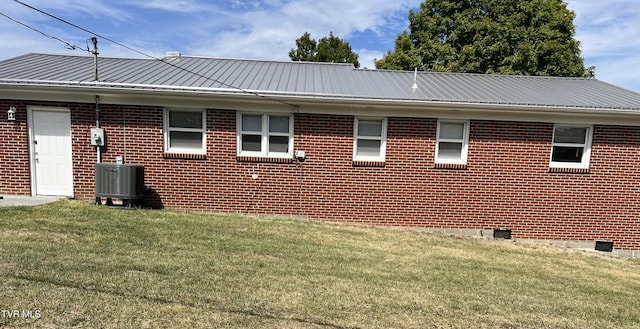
[1,0,419,63]
[566,0,640,57]
[565,0,640,91]
[587,56,640,89]
[135,0,215,13]
[356,48,385,70]
[14,0,133,21]
[187,0,420,62]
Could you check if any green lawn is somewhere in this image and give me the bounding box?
[1,200,639,328]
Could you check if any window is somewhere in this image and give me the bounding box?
[550,125,592,168]
[435,120,469,164]
[353,118,387,162]
[164,109,206,154]
[237,113,293,157]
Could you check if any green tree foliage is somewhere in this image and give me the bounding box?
[289,32,317,62]
[289,32,360,68]
[375,0,594,77]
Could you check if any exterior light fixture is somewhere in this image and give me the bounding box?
[7,106,16,121]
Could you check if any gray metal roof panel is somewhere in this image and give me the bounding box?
[1,53,640,110]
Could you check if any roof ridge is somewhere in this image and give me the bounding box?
[172,55,355,66]
[369,67,594,81]
[24,52,151,61]
[22,52,357,68]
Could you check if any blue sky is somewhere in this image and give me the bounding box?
[1,0,638,92]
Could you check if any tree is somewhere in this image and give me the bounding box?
[289,32,317,62]
[289,32,360,68]
[375,0,594,77]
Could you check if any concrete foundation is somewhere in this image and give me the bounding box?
[417,227,640,258]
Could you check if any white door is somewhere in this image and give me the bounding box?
[30,108,74,196]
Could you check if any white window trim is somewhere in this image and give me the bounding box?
[353,117,387,162]
[236,112,294,158]
[549,124,593,169]
[163,108,206,154]
[435,120,470,165]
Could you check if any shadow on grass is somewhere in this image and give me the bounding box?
[8,273,355,329]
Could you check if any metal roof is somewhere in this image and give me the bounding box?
[1,52,640,110]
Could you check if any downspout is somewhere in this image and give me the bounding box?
[95,94,101,205]
[95,95,101,164]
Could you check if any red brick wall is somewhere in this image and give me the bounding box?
[0,100,31,195]
[2,99,640,250]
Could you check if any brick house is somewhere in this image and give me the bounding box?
[2,53,640,256]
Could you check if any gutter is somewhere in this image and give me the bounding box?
[1,79,640,118]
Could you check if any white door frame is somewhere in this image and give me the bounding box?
[27,106,74,197]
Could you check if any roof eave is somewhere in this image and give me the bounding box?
[2,81,640,125]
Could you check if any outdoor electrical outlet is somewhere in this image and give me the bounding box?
[295,150,306,162]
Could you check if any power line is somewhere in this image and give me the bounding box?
[11,0,299,108]
[13,0,153,59]
[0,11,88,53]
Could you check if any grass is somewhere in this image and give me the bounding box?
[1,200,639,328]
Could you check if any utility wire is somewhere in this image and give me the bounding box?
[11,0,299,108]
[0,11,88,53]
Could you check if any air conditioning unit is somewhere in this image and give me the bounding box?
[95,163,144,203]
